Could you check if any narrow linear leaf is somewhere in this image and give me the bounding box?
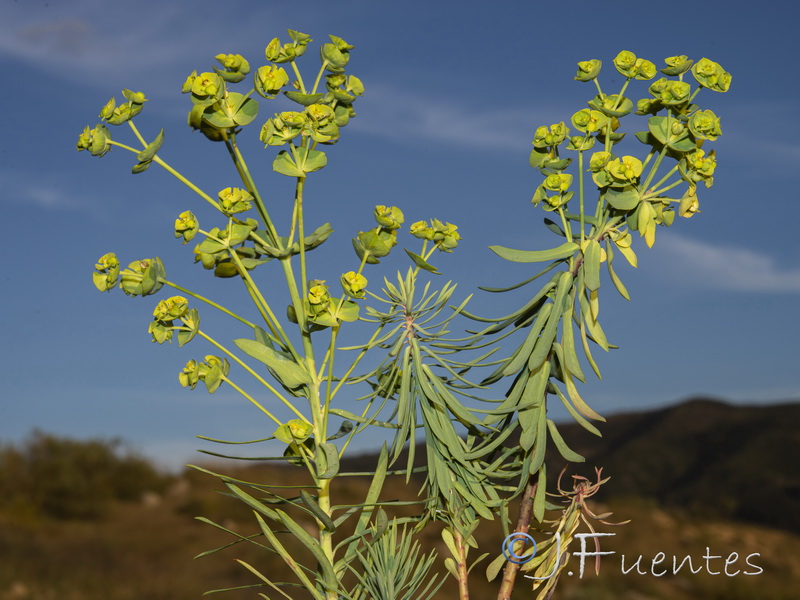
[547,419,585,462]
[275,508,338,586]
[300,490,336,532]
[405,249,440,274]
[582,239,602,292]
[253,513,324,600]
[533,466,547,522]
[605,242,631,300]
[527,271,573,371]
[560,295,586,382]
[315,441,340,479]
[489,241,578,263]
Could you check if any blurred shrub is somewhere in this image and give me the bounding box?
[0,430,172,519]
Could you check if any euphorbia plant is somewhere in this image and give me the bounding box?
[79,31,730,599]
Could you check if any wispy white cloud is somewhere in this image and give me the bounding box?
[0,1,293,96]
[0,169,88,212]
[654,232,800,293]
[350,84,560,151]
[0,3,184,77]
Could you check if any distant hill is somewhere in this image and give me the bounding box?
[343,397,800,533]
[551,397,800,533]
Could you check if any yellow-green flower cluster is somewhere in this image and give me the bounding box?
[589,151,612,172]
[99,90,147,126]
[341,271,368,299]
[214,53,250,83]
[532,122,570,149]
[571,109,608,134]
[174,210,199,244]
[374,205,404,230]
[606,156,643,184]
[662,55,693,76]
[254,64,289,98]
[181,71,223,100]
[648,78,691,106]
[149,296,189,344]
[265,35,309,63]
[684,149,716,186]
[691,58,731,93]
[260,104,339,145]
[179,356,229,393]
[307,280,332,315]
[273,419,313,444]
[76,124,112,157]
[119,257,165,297]
[613,51,656,80]
[409,218,461,252]
[575,59,602,82]
[218,187,253,214]
[93,252,120,292]
[542,173,573,193]
[688,110,722,141]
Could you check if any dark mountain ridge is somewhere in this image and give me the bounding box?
[344,397,800,533]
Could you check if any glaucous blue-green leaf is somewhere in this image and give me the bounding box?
[300,148,327,173]
[327,420,353,441]
[234,338,312,388]
[272,150,305,177]
[136,128,164,162]
[582,239,602,291]
[605,185,641,211]
[284,91,324,106]
[315,442,340,479]
[337,300,360,322]
[405,250,440,274]
[489,241,578,263]
[547,419,585,462]
[300,490,336,531]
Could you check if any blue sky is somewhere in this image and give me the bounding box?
[2,0,799,470]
